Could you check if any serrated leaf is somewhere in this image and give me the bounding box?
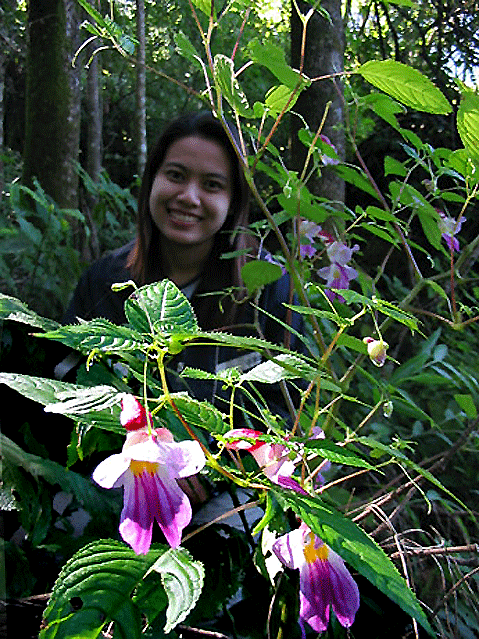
[241,260,283,294]
[161,393,228,435]
[273,489,433,635]
[40,540,202,638]
[240,354,340,391]
[457,89,479,163]
[125,280,198,337]
[0,373,123,433]
[304,439,375,469]
[150,547,205,632]
[39,318,147,353]
[333,291,419,332]
[174,31,202,64]
[359,60,451,114]
[213,54,253,117]
[0,293,59,332]
[44,385,122,416]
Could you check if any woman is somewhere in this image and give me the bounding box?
[63,111,304,418]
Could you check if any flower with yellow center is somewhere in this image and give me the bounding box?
[272,523,360,633]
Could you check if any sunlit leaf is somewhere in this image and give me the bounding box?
[457,88,479,163]
[241,260,283,294]
[358,60,451,114]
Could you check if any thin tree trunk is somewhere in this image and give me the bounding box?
[290,0,345,207]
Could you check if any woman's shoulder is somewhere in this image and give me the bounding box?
[85,240,135,284]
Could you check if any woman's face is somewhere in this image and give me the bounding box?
[149,135,233,252]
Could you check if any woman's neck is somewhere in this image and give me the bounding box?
[159,236,213,288]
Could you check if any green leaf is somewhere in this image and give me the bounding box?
[247,39,308,91]
[39,318,147,353]
[161,393,228,435]
[303,439,375,470]
[457,88,479,163]
[241,260,283,294]
[150,547,205,633]
[264,84,299,116]
[174,31,202,65]
[125,279,198,337]
[334,291,419,332]
[40,540,203,638]
[0,293,59,332]
[1,433,117,515]
[213,54,253,117]
[274,489,433,635]
[241,353,339,391]
[454,393,477,419]
[358,60,451,114]
[0,373,123,433]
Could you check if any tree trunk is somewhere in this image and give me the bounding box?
[290,0,345,207]
[135,0,147,178]
[22,0,81,209]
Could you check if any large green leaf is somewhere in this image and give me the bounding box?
[40,540,204,638]
[358,60,451,115]
[241,260,283,294]
[125,280,198,337]
[247,39,309,91]
[0,373,123,433]
[0,293,59,332]
[457,88,479,163]
[274,489,433,635]
[38,318,147,353]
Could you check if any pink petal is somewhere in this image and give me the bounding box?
[120,394,149,431]
[327,550,360,627]
[119,470,154,554]
[272,528,306,570]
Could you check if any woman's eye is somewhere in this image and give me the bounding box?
[165,169,184,181]
[204,179,224,191]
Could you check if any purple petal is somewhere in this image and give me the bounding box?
[299,559,331,631]
[120,471,154,554]
[327,550,360,627]
[276,475,308,494]
[272,528,305,570]
[150,472,192,548]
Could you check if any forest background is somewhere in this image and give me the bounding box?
[1,0,479,638]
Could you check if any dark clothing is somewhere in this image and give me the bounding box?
[62,242,306,423]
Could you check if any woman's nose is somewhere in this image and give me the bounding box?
[177,180,201,205]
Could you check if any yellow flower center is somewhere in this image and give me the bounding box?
[129,460,159,476]
[303,533,329,564]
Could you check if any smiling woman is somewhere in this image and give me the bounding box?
[61,111,305,418]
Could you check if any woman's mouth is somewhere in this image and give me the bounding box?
[168,209,202,225]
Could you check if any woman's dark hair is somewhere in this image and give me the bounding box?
[127,111,257,329]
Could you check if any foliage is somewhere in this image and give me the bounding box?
[2,1,479,638]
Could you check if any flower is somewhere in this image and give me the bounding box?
[272,523,360,633]
[317,241,359,301]
[120,393,150,431]
[319,134,340,165]
[93,396,206,553]
[363,337,389,367]
[224,428,306,494]
[438,211,465,252]
[299,220,323,258]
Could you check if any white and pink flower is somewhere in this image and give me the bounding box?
[92,396,206,553]
[272,522,360,633]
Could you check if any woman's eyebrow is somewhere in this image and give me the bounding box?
[163,161,229,182]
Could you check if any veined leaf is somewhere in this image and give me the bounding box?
[125,280,198,337]
[241,260,283,294]
[358,60,451,115]
[38,318,147,353]
[303,439,375,469]
[161,392,229,435]
[40,540,203,638]
[0,373,123,433]
[457,88,479,163]
[264,84,300,116]
[247,39,309,91]
[274,489,433,635]
[0,293,59,332]
[150,547,205,632]
[214,54,253,117]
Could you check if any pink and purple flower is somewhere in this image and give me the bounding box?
[317,241,359,301]
[92,396,206,553]
[272,522,360,633]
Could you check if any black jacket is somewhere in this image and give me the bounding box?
[63,242,307,423]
